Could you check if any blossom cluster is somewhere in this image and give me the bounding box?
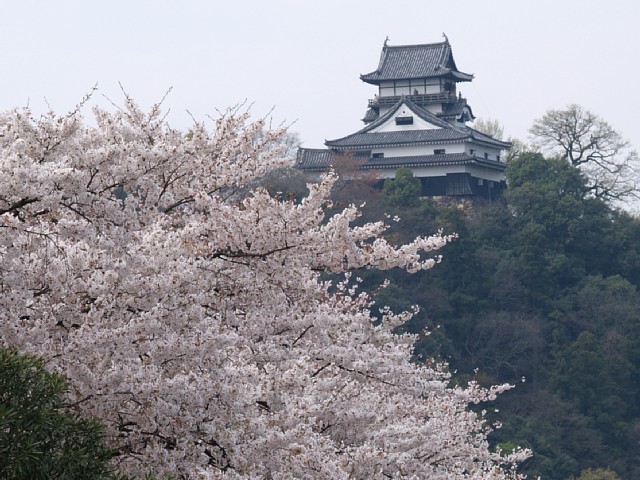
[0,96,529,478]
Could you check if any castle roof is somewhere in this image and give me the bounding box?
[326,129,471,149]
[360,40,473,85]
[295,149,506,172]
[295,149,369,171]
[326,97,510,150]
[440,98,475,121]
[362,152,506,170]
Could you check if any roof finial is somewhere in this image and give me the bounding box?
[384,36,390,48]
[442,32,449,43]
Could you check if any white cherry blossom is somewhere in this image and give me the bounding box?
[0,96,529,478]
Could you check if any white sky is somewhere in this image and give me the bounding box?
[1,0,639,151]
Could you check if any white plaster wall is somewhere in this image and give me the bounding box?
[379,81,394,97]
[371,164,504,182]
[467,144,504,161]
[466,165,505,182]
[378,79,442,96]
[371,105,440,133]
[378,142,466,157]
[410,83,426,94]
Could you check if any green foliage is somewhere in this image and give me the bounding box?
[329,149,640,480]
[382,167,422,208]
[0,348,121,480]
[491,389,608,480]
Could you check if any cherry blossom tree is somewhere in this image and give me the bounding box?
[0,94,529,479]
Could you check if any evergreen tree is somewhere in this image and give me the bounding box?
[0,348,119,480]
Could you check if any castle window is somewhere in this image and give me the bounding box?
[470,149,475,155]
[395,116,413,125]
[371,152,384,159]
[484,152,489,159]
[434,149,446,155]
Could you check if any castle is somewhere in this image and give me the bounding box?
[295,37,510,199]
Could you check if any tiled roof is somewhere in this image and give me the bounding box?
[468,127,511,149]
[295,148,335,170]
[361,41,473,84]
[296,148,370,171]
[438,98,475,120]
[362,108,379,123]
[326,129,470,149]
[295,149,506,172]
[362,152,506,170]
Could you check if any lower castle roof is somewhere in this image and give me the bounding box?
[296,149,505,172]
[325,129,472,149]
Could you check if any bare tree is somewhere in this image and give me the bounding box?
[530,104,640,202]
[472,118,532,163]
[502,137,532,163]
[472,117,505,140]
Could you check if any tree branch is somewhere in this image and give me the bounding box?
[0,197,39,215]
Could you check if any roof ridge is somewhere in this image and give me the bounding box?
[437,41,451,71]
[360,40,473,84]
[466,126,512,148]
[402,97,458,130]
[345,96,408,136]
[326,97,467,148]
[384,41,447,49]
[326,128,472,149]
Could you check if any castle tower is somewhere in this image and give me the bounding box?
[361,37,474,125]
[296,37,510,199]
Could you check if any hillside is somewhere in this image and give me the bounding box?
[317,156,640,480]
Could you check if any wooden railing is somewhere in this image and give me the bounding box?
[368,93,457,108]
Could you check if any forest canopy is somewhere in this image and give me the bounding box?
[354,142,640,480]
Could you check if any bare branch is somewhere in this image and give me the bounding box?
[530,104,639,202]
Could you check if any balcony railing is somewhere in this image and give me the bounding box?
[368,93,457,108]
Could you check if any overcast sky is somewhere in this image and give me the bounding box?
[1,0,639,151]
